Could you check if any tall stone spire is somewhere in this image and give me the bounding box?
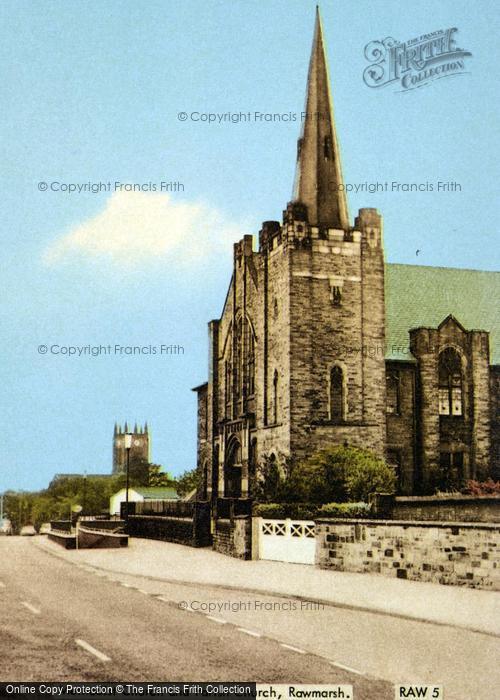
[293,7,349,230]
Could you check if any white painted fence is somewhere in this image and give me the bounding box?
[257,518,316,565]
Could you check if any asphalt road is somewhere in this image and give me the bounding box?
[0,538,389,699]
[1,537,498,700]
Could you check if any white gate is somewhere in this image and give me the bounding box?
[258,518,316,565]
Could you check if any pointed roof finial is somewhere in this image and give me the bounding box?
[114,422,118,436]
[292,7,349,230]
[134,421,138,433]
[124,421,128,433]
[144,421,149,434]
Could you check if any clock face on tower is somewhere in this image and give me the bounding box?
[134,440,141,446]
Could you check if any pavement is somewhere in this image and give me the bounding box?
[39,535,500,636]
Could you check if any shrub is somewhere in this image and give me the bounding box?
[253,503,287,518]
[462,479,500,496]
[252,501,372,520]
[285,446,396,503]
[252,503,320,519]
[318,502,372,518]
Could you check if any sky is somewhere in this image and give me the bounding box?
[1,0,498,492]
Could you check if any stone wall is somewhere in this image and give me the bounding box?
[491,366,500,479]
[316,518,500,590]
[48,531,76,549]
[213,516,252,559]
[391,495,500,523]
[371,493,500,523]
[127,512,211,548]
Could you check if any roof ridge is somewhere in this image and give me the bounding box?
[386,262,499,275]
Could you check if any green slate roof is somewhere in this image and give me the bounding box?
[385,264,500,364]
[133,487,179,500]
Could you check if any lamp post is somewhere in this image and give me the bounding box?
[124,432,133,520]
[82,472,87,517]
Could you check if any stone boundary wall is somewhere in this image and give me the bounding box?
[371,494,500,523]
[127,513,211,547]
[48,531,76,549]
[213,516,252,559]
[316,518,500,590]
[77,526,128,549]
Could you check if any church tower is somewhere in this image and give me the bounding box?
[112,422,150,474]
[259,7,387,463]
[194,8,387,501]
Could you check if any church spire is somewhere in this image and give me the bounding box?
[292,7,349,230]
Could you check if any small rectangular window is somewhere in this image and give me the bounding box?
[331,286,342,306]
[439,388,450,415]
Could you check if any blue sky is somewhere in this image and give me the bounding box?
[1,0,498,492]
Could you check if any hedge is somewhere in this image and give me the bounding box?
[253,501,372,520]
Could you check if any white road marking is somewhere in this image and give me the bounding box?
[21,601,41,615]
[120,582,132,588]
[206,615,227,624]
[330,661,364,676]
[238,627,261,638]
[137,589,149,595]
[280,643,306,654]
[75,638,111,662]
[156,596,170,603]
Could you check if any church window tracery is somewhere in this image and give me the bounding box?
[438,348,463,416]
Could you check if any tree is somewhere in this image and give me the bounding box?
[252,453,293,502]
[281,445,396,504]
[176,467,203,498]
[148,463,175,487]
[113,458,174,489]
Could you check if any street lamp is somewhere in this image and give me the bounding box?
[82,472,87,517]
[124,432,133,520]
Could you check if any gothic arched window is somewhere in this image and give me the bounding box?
[234,319,242,400]
[247,331,255,396]
[386,372,400,414]
[224,359,232,418]
[330,366,344,422]
[438,348,463,416]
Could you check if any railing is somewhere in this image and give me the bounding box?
[135,500,199,518]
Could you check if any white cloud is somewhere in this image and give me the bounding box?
[43,191,247,267]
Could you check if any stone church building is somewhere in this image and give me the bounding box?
[193,10,500,497]
[113,422,150,474]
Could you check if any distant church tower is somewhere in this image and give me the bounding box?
[112,422,150,474]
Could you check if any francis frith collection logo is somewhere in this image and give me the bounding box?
[363,27,472,91]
